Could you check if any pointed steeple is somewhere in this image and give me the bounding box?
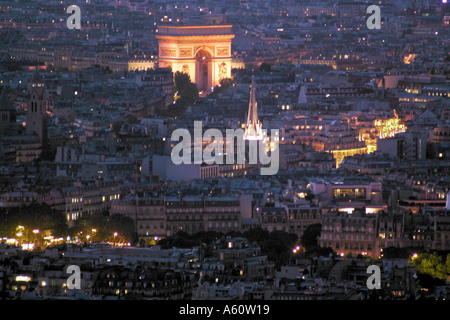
[247,73,257,125]
[244,71,263,141]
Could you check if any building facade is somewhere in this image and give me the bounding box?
[111,195,242,239]
[156,16,235,92]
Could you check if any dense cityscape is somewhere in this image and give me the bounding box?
[0,0,449,302]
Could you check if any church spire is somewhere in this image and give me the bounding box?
[244,72,263,141]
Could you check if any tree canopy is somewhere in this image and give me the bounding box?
[174,72,198,105]
[0,203,68,238]
[409,252,450,280]
[157,71,198,118]
[175,72,198,106]
[69,210,137,244]
[207,78,233,99]
[300,223,322,250]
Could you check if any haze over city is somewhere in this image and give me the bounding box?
[0,0,449,303]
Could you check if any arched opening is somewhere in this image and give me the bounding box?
[201,64,208,90]
[195,49,212,92]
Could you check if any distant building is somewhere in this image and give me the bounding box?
[111,196,166,242]
[434,125,450,144]
[6,72,50,163]
[320,209,377,258]
[310,179,384,212]
[0,88,20,164]
[286,119,367,168]
[377,132,427,161]
[152,155,220,181]
[165,195,241,236]
[428,209,450,251]
[217,237,275,281]
[26,72,48,147]
[0,89,19,137]
[260,207,288,232]
[156,15,235,92]
[112,193,244,239]
[287,206,322,239]
[304,6,338,17]
[152,155,202,181]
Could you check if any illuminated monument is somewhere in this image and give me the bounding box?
[244,74,263,141]
[156,15,235,92]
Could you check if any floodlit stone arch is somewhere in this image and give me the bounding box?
[156,23,234,93]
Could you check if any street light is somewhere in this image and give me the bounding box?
[113,232,118,246]
[16,231,23,247]
[32,229,40,248]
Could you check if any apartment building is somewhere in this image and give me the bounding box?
[310,178,384,211]
[284,119,367,168]
[319,209,377,258]
[287,205,322,239]
[217,237,275,281]
[110,196,166,242]
[0,181,124,225]
[113,195,242,238]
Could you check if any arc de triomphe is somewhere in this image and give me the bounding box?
[156,20,235,93]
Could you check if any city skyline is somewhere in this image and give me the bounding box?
[0,0,449,303]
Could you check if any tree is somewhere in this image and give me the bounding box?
[382,247,412,259]
[207,78,233,99]
[67,211,137,245]
[125,115,140,124]
[1,61,23,72]
[446,254,450,275]
[259,63,271,72]
[111,115,140,136]
[300,223,322,250]
[108,214,137,244]
[174,71,198,108]
[306,246,336,258]
[0,203,68,239]
[305,191,315,204]
[242,227,270,244]
[416,272,445,289]
[255,230,297,269]
[157,72,198,118]
[112,121,124,136]
[410,252,449,280]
